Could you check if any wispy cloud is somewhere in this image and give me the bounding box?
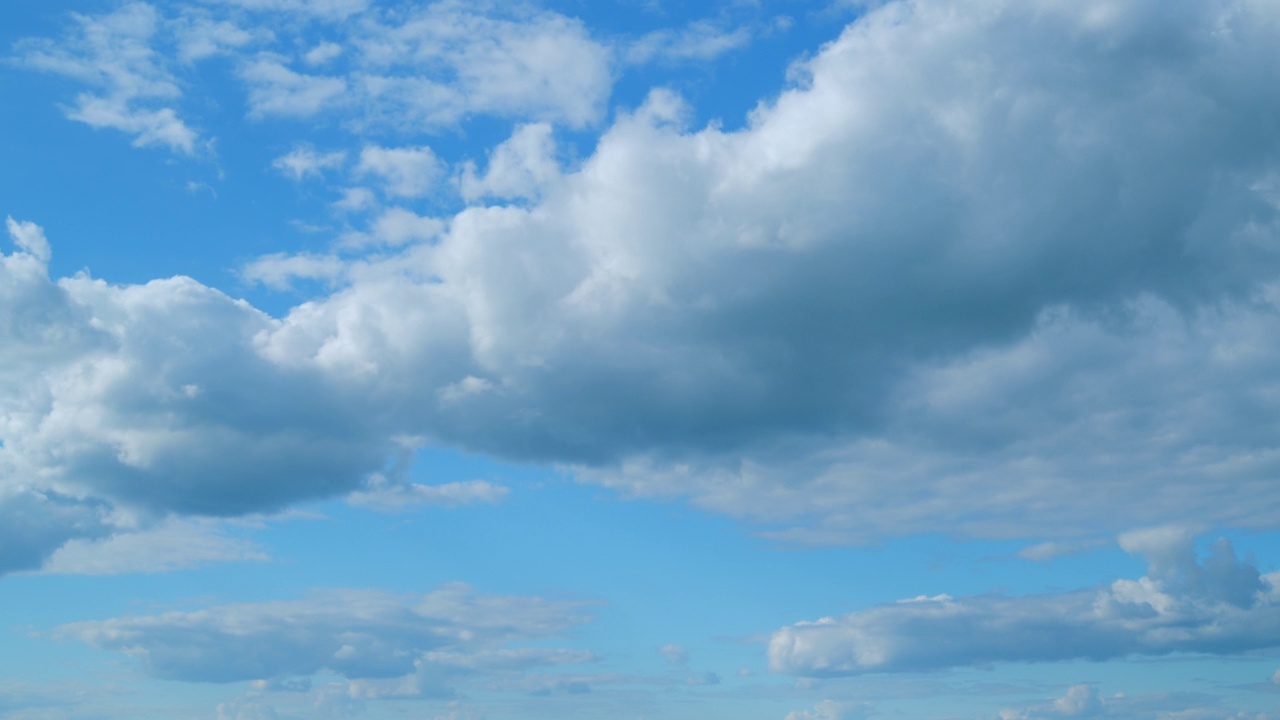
[13,3,202,154]
[59,583,594,688]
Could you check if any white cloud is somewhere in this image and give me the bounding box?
[658,643,688,664]
[332,187,378,213]
[349,3,613,129]
[459,123,560,203]
[785,699,875,720]
[272,144,347,180]
[59,583,593,686]
[36,518,268,575]
[171,12,262,63]
[10,0,1280,571]
[5,217,51,264]
[768,532,1280,676]
[204,0,371,21]
[625,20,753,65]
[346,479,507,512]
[324,207,447,253]
[241,56,348,118]
[240,251,345,289]
[303,41,343,66]
[356,145,443,198]
[14,3,201,154]
[996,683,1280,720]
[1017,539,1111,562]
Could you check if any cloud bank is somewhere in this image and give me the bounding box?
[769,530,1280,676]
[6,0,1280,572]
[60,582,594,691]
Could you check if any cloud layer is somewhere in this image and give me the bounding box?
[60,582,594,690]
[769,530,1280,676]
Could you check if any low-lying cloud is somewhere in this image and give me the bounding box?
[769,530,1280,676]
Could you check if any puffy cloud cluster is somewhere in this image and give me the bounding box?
[0,220,498,574]
[768,531,1280,676]
[59,582,595,690]
[7,0,1280,572]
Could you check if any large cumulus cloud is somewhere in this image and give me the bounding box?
[8,0,1280,571]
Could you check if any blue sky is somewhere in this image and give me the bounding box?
[3,0,1280,718]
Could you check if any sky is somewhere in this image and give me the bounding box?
[2,0,1280,718]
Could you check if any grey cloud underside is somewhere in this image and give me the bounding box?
[6,0,1280,570]
[768,531,1280,676]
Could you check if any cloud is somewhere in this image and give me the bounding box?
[13,3,201,154]
[9,0,1280,571]
[625,20,754,65]
[785,699,876,720]
[996,683,1280,720]
[348,2,613,129]
[16,1,613,152]
[346,479,507,512]
[241,56,348,118]
[658,643,688,664]
[59,582,594,686]
[272,144,347,180]
[36,517,268,575]
[62,579,591,681]
[768,532,1280,676]
[5,216,51,264]
[459,123,560,203]
[240,252,345,290]
[0,488,111,575]
[171,12,263,64]
[355,145,443,199]
[0,224,407,556]
[205,0,371,22]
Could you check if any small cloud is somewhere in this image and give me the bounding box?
[685,671,719,686]
[625,21,753,65]
[438,376,495,403]
[356,145,443,199]
[332,187,378,213]
[347,480,509,512]
[658,643,689,664]
[5,217,52,263]
[272,144,346,181]
[1017,539,1109,562]
[37,518,268,575]
[240,252,344,290]
[340,207,444,249]
[303,41,343,66]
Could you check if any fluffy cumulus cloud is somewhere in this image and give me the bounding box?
[59,582,594,689]
[0,221,494,574]
[768,531,1280,676]
[8,0,1280,572]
